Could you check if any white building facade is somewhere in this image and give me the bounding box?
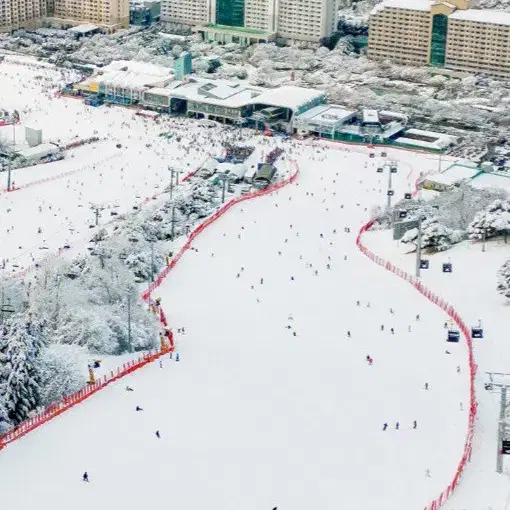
[161,0,336,43]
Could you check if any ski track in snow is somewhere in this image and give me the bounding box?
[0,60,483,510]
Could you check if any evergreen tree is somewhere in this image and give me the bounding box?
[0,315,43,426]
[497,259,510,299]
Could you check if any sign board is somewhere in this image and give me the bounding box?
[393,219,419,241]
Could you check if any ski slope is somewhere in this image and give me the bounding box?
[0,136,470,510]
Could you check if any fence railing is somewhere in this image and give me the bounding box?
[0,160,299,452]
[356,220,477,510]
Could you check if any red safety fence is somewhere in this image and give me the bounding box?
[0,338,173,451]
[356,220,477,510]
[0,160,298,452]
[141,162,300,301]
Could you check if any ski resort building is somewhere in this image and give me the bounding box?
[368,0,510,77]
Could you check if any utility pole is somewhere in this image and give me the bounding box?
[168,167,181,202]
[387,167,393,209]
[482,229,487,253]
[485,373,510,474]
[416,216,424,278]
[170,204,176,240]
[219,174,229,203]
[7,154,12,191]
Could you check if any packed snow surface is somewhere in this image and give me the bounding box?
[0,58,486,510]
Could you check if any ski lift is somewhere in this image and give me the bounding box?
[471,320,484,339]
[369,153,375,158]
[387,189,394,196]
[376,166,384,173]
[398,210,408,219]
[447,326,460,342]
[442,262,453,273]
[404,192,412,200]
[390,163,398,173]
[381,151,387,157]
[420,259,429,269]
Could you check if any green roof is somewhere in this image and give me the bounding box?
[205,23,270,35]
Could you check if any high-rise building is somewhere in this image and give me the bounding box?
[160,0,210,26]
[162,0,336,43]
[277,0,337,43]
[368,0,510,78]
[0,0,47,32]
[51,0,129,30]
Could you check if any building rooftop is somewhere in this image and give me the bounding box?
[449,8,510,26]
[204,23,271,35]
[68,23,100,34]
[471,172,510,192]
[371,0,432,14]
[249,86,326,111]
[425,163,480,185]
[295,105,356,126]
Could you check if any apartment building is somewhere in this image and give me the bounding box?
[51,0,129,30]
[160,0,209,25]
[162,0,336,43]
[0,0,46,32]
[368,0,510,77]
[277,0,337,43]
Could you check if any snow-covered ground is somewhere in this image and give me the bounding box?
[0,58,496,510]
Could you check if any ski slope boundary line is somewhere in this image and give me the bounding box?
[357,221,477,510]
[0,162,298,452]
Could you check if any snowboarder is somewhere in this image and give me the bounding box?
[159,360,163,368]
[356,300,360,306]
[408,325,411,332]
[347,331,351,338]
[457,365,461,373]
[395,422,400,430]
[416,314,420,321]
[380,325,384,332]
[383,423,388,431]
[176,353,180,362]
[390,328,394,335]
[136,406,143,411]
[155,430,161,439]
[425,383,429,390]
[390,308,394,315]
[425,470,431,477]
[83,472,89,482]
[413,420,417,429]
[126,386,134,392]
[260,277,264,284]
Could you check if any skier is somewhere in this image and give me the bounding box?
[425,470,431,477]
[356,300,360,306]
[260,277,264,284]
[416,314,420,321]
[83,472,89,482]
[155,430,161,439]
[380,325,384,332]
[126,386,134,392]
[390,328,394,335]
[395,422,400,430]
[136,406,143,411]
[413,420,417,429]
[159,360,163,368]
[347,331,351,338]
[408,325,411,332]
[457,365,461,373]
[424,382,429,390]
[176,353,180,362]
[390,308,394,315]
[382,423,388,431]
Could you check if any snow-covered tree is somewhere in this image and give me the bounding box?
[38,344,86,407]
[497,259,510,298]
[401,217,465,252]
[0,314,44,425]
[468,199,510,241]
